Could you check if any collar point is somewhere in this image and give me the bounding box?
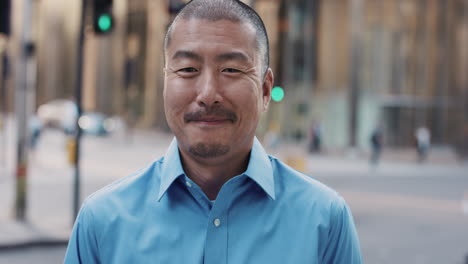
[156,192,165,202]
[267,191,276,201]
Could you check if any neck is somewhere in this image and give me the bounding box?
[180,150,250,200]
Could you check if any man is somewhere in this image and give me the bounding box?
[415,126,430,162]
[370,127,383,166]
[64,0,362,263]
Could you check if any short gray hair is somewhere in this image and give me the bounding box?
[164,0,270,76]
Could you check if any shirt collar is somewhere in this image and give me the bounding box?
[158,138,185,201]
[244,137,275,200]
[157,137,275,201]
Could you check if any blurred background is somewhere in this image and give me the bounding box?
[0,0,467,263]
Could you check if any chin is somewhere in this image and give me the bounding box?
[188,142,230,158]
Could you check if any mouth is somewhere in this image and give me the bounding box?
[189,116,232,127]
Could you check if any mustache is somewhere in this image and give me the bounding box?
[184,107,238,123]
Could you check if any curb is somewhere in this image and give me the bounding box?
[0,238,68,251]
[0,219,70,252]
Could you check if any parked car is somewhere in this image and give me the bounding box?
[37,99,77,133]
[37,99,117,136]
[78,112,116,136]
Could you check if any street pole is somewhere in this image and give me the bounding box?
[0,43,7,168]
[72,0,87,222]
[1,0,11,169]
[348,0,364,149]
[462,0,468,157]
[14,0,34,221]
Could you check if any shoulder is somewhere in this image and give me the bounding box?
[270,156,346,211]
[81,158,164,218]
[69,158,166,254]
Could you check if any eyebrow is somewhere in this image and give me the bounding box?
[215,52,250,63]
[171,50,251,64]
[172,50,203,62]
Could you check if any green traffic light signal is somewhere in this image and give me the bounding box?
[97,14,112,32]
[271,86,284,102]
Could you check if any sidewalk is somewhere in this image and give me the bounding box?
[0,218,69,250]
[0,129,466,250]
[0,165,71,251]
[271,141,467,177]
[0,128,173,251]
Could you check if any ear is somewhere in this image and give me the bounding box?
[261,68,274,112]
[162,68,166,93]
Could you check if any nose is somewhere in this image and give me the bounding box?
[196,71,222,107]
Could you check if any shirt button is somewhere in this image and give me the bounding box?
[185,181,192,188]
[213,218,221,227]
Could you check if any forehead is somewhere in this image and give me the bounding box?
[166,18,258,57]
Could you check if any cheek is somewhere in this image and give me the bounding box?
[226,86,261,120]
[165,82,195,115]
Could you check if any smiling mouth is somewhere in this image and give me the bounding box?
[191,117,232,125]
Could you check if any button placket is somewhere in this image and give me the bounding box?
[207,178,240,230]
[203,181,236,264]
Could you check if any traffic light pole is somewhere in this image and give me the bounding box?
[348,0,364,149]
[0,44,7,168]
[15,0,34,220]
[72,0,87,222]
[0,0,11,170]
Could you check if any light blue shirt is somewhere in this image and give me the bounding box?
[64,138,362,264]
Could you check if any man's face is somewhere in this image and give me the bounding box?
[164,18,273,160]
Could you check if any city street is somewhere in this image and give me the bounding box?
[1,0,467,263]
[1,126,467,264]
[319,175,468,264]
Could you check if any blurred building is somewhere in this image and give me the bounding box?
[4,0,468,154]
[272,0,467,155]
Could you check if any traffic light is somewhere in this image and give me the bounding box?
[0,0,11,36]
[93,0,114,34]
[271,86,285,102]
[169,0,186,15]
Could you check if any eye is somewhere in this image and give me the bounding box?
[176,67,199,77]
[178,67,198,73]
[222,68,241,73]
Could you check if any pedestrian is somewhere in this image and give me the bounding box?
[370,127,383,166]
[415,126,430,162]
[309,121,322,153]
[64,1,362,263]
